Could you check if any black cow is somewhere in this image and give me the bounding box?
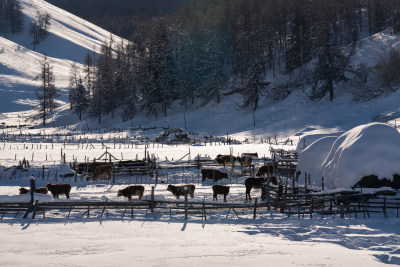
[46,183,72,199]
[256,165,275,178]
[167,184,195,199]
[201,169,228,182]
[245,177,277,201]
[212,185,230,202]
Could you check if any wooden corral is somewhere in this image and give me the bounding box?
[1,185,399,221]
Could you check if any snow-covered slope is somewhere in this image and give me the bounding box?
[1,0,400,140]
[0,0,117,112]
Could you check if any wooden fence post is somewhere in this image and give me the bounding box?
[113,165,116,183]
[151,186,155,213]
[155,166,158,184]
[23,177,35,218]
[202,200,207,221]
[340,204,344,218]
[184,186,188,220]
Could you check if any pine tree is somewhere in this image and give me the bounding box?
[34,56,59,126]
[30,11,51,50]
[73,79,89,120]
[311,0,349,102]
[240,59,270,127]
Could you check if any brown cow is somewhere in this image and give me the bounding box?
[237,155,253,169]
[167,184,195,199]
[19,187,48,195]
[212,185,230,202]
[46,183,72,199]
[89,165,113,181]
[256,165,275,178]
[117,185,145,201]
[201,169,228,182]
[214,154,236,170]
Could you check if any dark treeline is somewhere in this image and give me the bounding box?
[0,0,24,36]
[69,0,400,123]
[45,0,188,38]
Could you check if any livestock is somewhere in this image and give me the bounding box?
[237,155,253,169]
[214,154,237,170]
[353,174,400,189]
[117,185,145,201]
[256,165,275,178]
[167,184,195,199]
[46,183,72,199]
[201,169,228,182]
[76,162,103,174]
[212,185,230,202]
[89,165,113,182]
[245,177,277,201]
[18,187,48,195]
[241,152,258,158]
[116,160,147,168]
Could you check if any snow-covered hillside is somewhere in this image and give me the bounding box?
[0,0,117,113]
[0,0,400,142]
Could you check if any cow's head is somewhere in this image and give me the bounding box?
[117,190,123,197]
[167,185,174,192]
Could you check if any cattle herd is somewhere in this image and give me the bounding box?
[17,154,278,203]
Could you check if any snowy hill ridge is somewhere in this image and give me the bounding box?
[0,0,118,112]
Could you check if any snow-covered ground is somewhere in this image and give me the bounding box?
[1,1,400,266]
[0,136,399,266]
[1,218,398,266]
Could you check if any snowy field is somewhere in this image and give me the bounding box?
[0,138,399,266]
[1,219,398,267]
[0,0,400,265]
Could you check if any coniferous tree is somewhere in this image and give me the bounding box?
[240,59,270,127]
[71,79,89,120]
[30,11,51,50]
[34,56,58,126]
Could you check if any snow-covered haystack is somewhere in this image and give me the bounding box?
[296,136,338,186]
[321,123,400,189]
[296,132,344,153]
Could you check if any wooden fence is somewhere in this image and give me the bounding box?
[1,187,399,221]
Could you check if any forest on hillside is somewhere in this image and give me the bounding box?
[57,0,400,123]
[45,0,187,38]
[0,0,24,36]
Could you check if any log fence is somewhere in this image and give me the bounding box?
[0,190,398,221]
